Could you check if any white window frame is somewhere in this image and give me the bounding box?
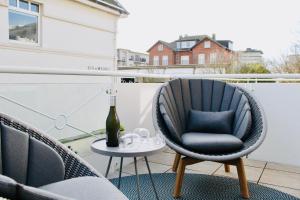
[198,53,205,65]
[162,55,168,66]
[180,55,189,65]
[158,44,163,51]
[210,53,217,64]
[153,56,159,66]
[204,41,211,48]
[8,0,41,46]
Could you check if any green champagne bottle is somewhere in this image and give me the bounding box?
[106,95,120,147]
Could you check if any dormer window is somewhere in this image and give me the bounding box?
[181,41,188,48]
[158,44,163,51]
[176,41,196,49]
[204,41,211,48]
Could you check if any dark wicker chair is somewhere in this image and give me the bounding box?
[0,113,100,179]
[0,112,128,200]
[152,79,267,199]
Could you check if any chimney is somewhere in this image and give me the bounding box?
[212,33,216,40]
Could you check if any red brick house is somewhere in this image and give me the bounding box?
[147,35,234,66]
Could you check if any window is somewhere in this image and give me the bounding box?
[177,41,196,49]
[9,0,17,7]
[162,56,168,66]
[190,41,196,47]
[228,42,233,50]
[153,56,159,66]
[198,54,205,65]
[8,0,40,44]
[181,41,188,48]
[186,41,190,47]
[19,0,29,10]
[210,53,217,64]
[181,56,189,65]
[158,44,163,51]
[204,41,211,48]
[31,3,39,12]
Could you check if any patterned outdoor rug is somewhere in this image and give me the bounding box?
[111,173,299,200]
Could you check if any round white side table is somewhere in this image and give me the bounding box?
[91,136,165,200]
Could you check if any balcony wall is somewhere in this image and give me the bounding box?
[0,73,110,140]
[0,72,299,168]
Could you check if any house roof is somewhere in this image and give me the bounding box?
[148,35,233,52]
[216,40,233,49]
[160,40,177,50]
[147,40,177,52]
[88,0,129,14]
[175,35,208,42]
[244,48,263,54]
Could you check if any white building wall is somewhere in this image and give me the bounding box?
[0,0,119,69]
[0,0,122,141]
[117,48,149,67]
[238,51,263,64]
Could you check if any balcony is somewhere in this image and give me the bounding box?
[0,67,300,199]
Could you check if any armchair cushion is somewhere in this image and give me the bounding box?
[0,123,65,187]
[19,184,72,200]
[1,123,29,183]
[27,137,65,187]
[0,174,17,200]
[182,132,243,154]
[40,177,128,200]
[187,110,234,134]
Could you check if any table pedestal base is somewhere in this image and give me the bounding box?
[105,156,160,200]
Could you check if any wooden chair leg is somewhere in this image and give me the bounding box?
[172,153,181,172]
[173,158,186,198]
[236,158,250,199]
[224,164,230,173]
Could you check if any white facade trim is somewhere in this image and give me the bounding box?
[0,0,120,69]
[112,19,118,70]
[72,0,123,17]
[0,2,7,7]
[43,14,115,34]
[0,42,113,60]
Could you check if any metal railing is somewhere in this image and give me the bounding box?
[1,66,300,81]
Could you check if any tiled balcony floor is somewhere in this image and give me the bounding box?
[107,147,300,198]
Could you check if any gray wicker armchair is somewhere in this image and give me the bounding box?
[0,112,128,200]
[153,79,267,199]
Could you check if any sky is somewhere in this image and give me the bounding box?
[117,0,300,60]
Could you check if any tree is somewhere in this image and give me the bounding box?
[237,63,270,74]
[271,44,300,73]
[239,63,270,74]
[272,26,300,73]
